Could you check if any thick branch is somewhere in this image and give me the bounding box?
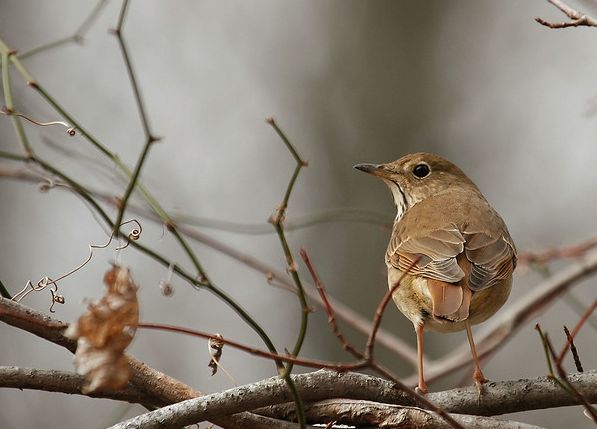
[107,369,597,428]
[261,399,546,429]
[0,366,155,405]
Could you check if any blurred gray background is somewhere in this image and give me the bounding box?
[1,1,596,428]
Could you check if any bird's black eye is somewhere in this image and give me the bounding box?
[413,163,430,178]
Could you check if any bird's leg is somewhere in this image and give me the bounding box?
[415,323,428,394]
[465,320,488,391]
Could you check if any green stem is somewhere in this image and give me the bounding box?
[111,0,158,234]
[116,0,131,31]
[17,0,107,60]
[18,36,79,60]
[0,278,11,299]
[167,227,209,283]
[171,208,391,235]
[267,118,309,428]
[1,50,32,156]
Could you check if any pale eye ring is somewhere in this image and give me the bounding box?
[413,163,430,178]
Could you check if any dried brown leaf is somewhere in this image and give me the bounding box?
[65,264,139,393]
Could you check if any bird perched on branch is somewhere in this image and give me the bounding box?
[355,152,516,393]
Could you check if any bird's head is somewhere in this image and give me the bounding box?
[354,152,479,220]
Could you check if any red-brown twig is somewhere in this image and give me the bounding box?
[300,248,363,359]
[536,0,597,28]
[365,257,420,360]
[563,326,583,373]
[138,322,367,372]
[556,299,596,366]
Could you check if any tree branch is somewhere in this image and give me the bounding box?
[260,399,546,429]
[536,0,597,28]
[0,366,155,405]
[108,369,597,428]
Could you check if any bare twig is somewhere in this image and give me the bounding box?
[137,322,366,371]
[536,0,597,28]
[365,257,420,360]
[563,326,584,373]
[17,0,108,59]
[110,0,160,236]
[300,249,363,358]
[557,299,596,365]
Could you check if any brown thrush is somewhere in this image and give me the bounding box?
[355,152,516,393]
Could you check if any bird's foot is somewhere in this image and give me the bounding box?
[473,369,489,405]
[415,384,428,395]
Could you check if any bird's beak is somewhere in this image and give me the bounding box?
[353,163,390,178]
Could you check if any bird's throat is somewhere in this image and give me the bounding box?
[384,180,408,222]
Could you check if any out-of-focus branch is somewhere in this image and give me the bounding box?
[261,399,546,429]
[108,369,597,429]
[536,0,597,28]
[172,208,390,235]
[17,0,108,60]
[518,236,597,265]
[408,251,597,386]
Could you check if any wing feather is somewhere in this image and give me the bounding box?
[388,226,515,291]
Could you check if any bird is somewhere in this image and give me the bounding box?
[355,152,516,393]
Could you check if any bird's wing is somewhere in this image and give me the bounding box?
[387,224,466,282]
[387,222,516,317]
[463,231,516,291]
